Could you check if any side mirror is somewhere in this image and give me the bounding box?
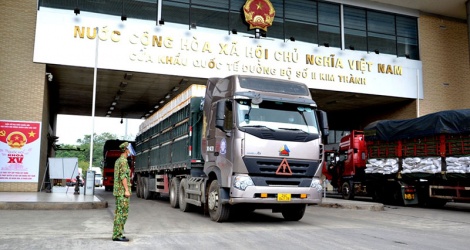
[316,110,329,140]
[215,101,225,131]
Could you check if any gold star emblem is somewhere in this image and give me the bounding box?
[29,131,36,137]
[257,2,262,10]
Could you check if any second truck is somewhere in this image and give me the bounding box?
[102,139,136,191]
[323,109,470,206]
[134,75,329,222]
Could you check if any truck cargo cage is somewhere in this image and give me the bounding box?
[366,140,399,158]
[446,134,470,156]
[402,135,441,157]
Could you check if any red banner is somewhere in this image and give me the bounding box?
[0,121,40,149]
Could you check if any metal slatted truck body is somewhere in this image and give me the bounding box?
[134,75,329,222]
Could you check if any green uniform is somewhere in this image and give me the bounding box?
[112,154,131,240]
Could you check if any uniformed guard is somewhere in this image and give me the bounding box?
[112,141,134,242]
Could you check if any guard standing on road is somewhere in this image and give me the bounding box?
[112,141,134,242]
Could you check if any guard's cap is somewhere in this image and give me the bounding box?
[119,142,129,151]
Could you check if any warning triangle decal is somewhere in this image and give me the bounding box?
[276,158,293,176]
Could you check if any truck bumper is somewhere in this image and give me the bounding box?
[228,186,322,205]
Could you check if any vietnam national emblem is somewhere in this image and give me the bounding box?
[243,0,276,32]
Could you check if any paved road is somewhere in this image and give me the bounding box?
[1,188,469,250]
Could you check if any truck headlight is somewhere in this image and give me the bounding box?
[310,178,322,192]
[233,175,254,191]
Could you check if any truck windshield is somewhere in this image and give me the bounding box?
[236,99,319,134]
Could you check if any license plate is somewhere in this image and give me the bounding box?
[277,193,291,202]
[404,193,415,200]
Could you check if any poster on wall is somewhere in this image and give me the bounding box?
[0,120,42,183]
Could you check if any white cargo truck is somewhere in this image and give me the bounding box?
[134,75,329,222]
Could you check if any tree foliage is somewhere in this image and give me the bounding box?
[55,132,120,173]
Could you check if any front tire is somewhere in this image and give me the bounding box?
[170,177,180,208]
[342,181,354,200]
[207,179,230,222]
[281,204,306,221]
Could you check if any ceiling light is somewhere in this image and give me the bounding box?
[111,102,117,106]
[154,105,160,109]
[165,94,171,99]
[107,111,112,114]
[120,82,128,88]
[179,78,188,85]
[159,100,165,104]
[172,86,179,92]
[149,110,153,113]
[110,107,115,110]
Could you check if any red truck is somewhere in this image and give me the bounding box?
[323,109,470,206]
[102,139,136,191]
[323,131,368,200]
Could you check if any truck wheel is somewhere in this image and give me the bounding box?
[170,177,180,208]
[139,175,145,198]
[136,175,142,198]
[281,204,306,221]
[143,177,151,200]
[179,178,192,212]
[342,181,354,200]
[207,179,230,222]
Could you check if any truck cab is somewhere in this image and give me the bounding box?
[201,75,328,221]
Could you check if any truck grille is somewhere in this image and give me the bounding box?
[243,157,319,178]
[257,160,311,175]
